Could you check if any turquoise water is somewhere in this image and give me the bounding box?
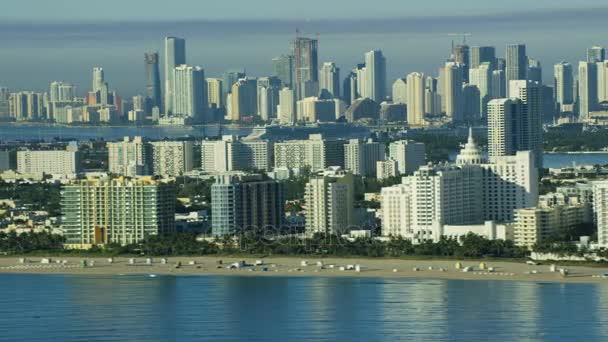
[1,274,607,341]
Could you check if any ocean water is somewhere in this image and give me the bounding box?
[0,274,607,341]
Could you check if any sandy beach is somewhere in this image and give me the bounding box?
[2,256,608,284]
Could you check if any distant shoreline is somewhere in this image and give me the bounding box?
[2,256,607,284]
[545,151,608,155]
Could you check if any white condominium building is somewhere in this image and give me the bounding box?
[107,136,150,177]
[274,134,344,172]
[388,140,426,175]
[17,143,79,176]
[149,140,194,176]
[304,167,355,235]
[344,139,386,176]
[376,159,399,180]
[593,181,608,247]
[201,135,272,173]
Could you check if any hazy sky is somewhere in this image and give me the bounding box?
[3,0,607,21]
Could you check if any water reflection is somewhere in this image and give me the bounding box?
[1,275,608,341]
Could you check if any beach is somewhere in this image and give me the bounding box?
[1,256,608,283]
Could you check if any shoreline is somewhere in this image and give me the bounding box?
[2,256,608,284]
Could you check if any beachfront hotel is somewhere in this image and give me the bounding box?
[61,176,175,248]
[380,130,537,242]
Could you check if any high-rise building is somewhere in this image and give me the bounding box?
[376,159,399,180]
[443,62,464,122]
[470,46,496,69]
[91,67,110,106]
[554,61,574,112]
[257,76,281,121]
[593,181,608,247]
[149,141,194,176]
[164,37,186,115]
[107,136,150,176]
[597,61,608,103]
[230,78,257,120]
[49,81,75,103]
[201,136,272,173]
[380,134,538,241]
[578,61,598,120]
[172,65,206,121]
[305,167,354,235]
[509,80,543,168]
[293,37,319,100]
[272,55,294,88]
[211,174,284,236]
[278,87,296,125]
[491,69,506,99]
[9,92,44,121]
[61,176,175,247]
[406,72,425,125]
[505,44,527,96]
[469,62,492,119]
[527,57,542,83]
[343,139,386,176]
[319,62,340,98]
[206,78,223,110]
[487,98,521,159]
[144,52,162,112]
[296,97,336,122]
[462,84,481,121]
[17,143,79,177]
[388,140,426,175]
[274,134,345,171]
[0,87,9,119]
[391,78,407,104]
[222,69,246,95]
[452,44,470,82]
[363,50,387,103]
[587,45,606,63]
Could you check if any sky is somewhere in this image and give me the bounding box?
[2,0,607,21]
[1,1,607,96]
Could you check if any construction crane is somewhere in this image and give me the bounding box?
[448,32,472,50]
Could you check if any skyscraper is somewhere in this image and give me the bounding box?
[406,72,425,125]
[527,58,542,83]
[91,67,110,105]
[363,50,387,103]
[578,61,598,119]
[505,44,527,96]
[491,69,506,99]
[230,78,257,120]
[173,65,206,121]
[469,62,492,119]
[587,45,606,63]
[257,76,281,121]
[144,52,162,112]
[107,136,150,176]
[597,61,608,103]
[272,55,294,88]
[319,62,341,98]
[487,98,523,160]
[554,62,574,111]
[206,78,223,110]
[278,87,296,125]
[164,37,186,115]
[222,69,246,95]
[508,80,544,168]
[452,44,470,82]
[444,62,464,122]
[470,46,496,69]
[344,139,386,177]
[293,36,319,100]
[392,78,407,104]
